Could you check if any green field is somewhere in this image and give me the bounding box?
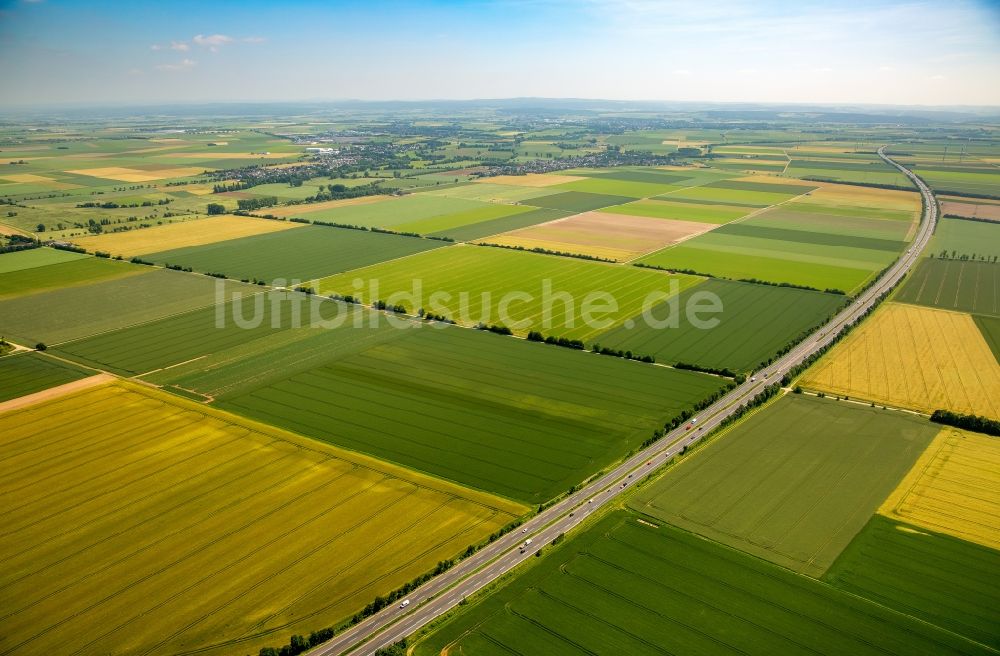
[638,239,878,294]
[706,179,817,195]
[826,515,1000,649]
[393,203,535,236]
[574,169,690,185]
[595,279,845,371]
[522,191,635,213]
[0,268,246,345]
[214,324,724,503]
[915,167,1000,197]
[975,314,1000,361]
[0,351,92,401]
[553,177,680,199]
[432,207,571,242]
[0,247,88,273]
[602,198,751,223]
[145,225,444,283]
[413,513,989,656]
[417,182,555,203]
[631,395,938,576]
[0,255,143,299]
[929,217,1000,260]
[665,184,800,207]
[746,206,915,241]
[316,244,703,341]
[0,381,524,656]
[286,194,485,227]
[896,259,999,316]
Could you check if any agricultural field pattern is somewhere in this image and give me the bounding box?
[1,86,999,656]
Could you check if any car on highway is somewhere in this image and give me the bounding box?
[399,599,410,609]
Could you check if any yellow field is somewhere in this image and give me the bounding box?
[879,427,1000,549]
[802,303,1000,418]
[0,173,57,183]
[66,166,208,182]
[257,195,389,218]
[477,173,585,187]
[0,381,524,656]
[795,182,922,214]
[72,215,303,257]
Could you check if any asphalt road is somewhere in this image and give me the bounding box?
[312,148,937,656]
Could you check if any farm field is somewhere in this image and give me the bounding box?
[481,212,714,261]
[896,259,999,315]
[552,176,680,198]
[801,303,1000,418]
[392,202,537,236]
[785,157,912,187]
[0,247,88,273]
[879,427,1000,550]
[602,198,753,223]
[928,216,1000,260]
[145,225,444,283]
[0,268,246,345]
[0,352,92,402]
[941,197,1000,221]
[663,183,803,207]
[975,314,1000,360]
[0,381,524,656]
[742,205,916,241]
[280,194,485,228]
[215,324,725,502]
[521,190,635,213]
[0,255,144,299]
[631,394,938,576]
[479,173,587,187]
[595,279,845,372]
[913,167,1000,197]
[418,182,555,203]
[316,244,704,341]
[432,207,571,242]
[825,515,1000,650]
[412,512,989,656]
[71,215,302,257]
[638,236,881,294]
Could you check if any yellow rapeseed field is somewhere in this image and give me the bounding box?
[72,214,303,257]
[0,381,524,656]
[802,303,1000,418]
[879,427,1000,550]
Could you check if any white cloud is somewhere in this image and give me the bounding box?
[150,44,162,51]
[193,34,233,52]
[156,58,197,72]
[170,41,189,51]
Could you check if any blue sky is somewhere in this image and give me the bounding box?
[1,0,998,107]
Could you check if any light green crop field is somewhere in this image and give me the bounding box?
[284,194,486,228]
[631,395,938,576]
[928,217,1000,260]
[638,239,879,294]
[914,167,1000,197]
[826,515,1000,650]
[0,381,524,656]
[393,203,535,235]
[317,244,704,341]
[552,177,681,198]
[665,184,801,207]
[433,207,572,242]
[0,247,88,273]
[418,183,559,203]
[0,268,246,345]
[0,351,92,401]
[215,324,724,503]
[602,198,752,223]
[0,255,144,299]
[145,225,445,283]
[595,279,845,371]
[413,512,990,656]
[744,206,915,241]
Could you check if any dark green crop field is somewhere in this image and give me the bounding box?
[630,395,938,576]
[216,325,724,503]
[825,515,1000,650]
[0,352,92,401]
[711,222,907,252]
[432,207,570,242]
[0,256,142,299]
[522,191,635,213]
[896,258,1000,316]
[974,314,1000,361]
[145,225,444,283]
[413,513,991,656]
[595,279,844,372]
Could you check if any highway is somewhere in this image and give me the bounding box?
[312,148,937,656]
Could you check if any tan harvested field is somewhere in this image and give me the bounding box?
[477,173,586,187]
[940,200,1000,221]
[480,211,715,261]
[256,195,389,218]
[71,215,303,257]
[880,427,1000,550]
[802,303,1000,418]
[0,381,524,656]
[66,166,208,182]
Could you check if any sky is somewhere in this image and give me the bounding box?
[0,0,998,108]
